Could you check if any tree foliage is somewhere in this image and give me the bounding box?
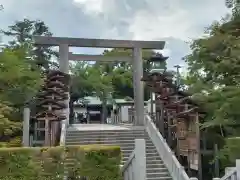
[184,13,240,168]
[0,48,42,146]
[0,48,42,105]
[0,19,51,146]
[68,48,157,122]
[0,102,22,147]
[70,62,94,102]
[0,18,174,144]
[1,18,57,70]
[185,14,240,130]
[112,67,133,98]
[102,48,157,99]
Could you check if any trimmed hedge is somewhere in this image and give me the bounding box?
[0,145,121,180]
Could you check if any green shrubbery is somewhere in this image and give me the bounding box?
[219,137,240,167]
[0,145,121,180]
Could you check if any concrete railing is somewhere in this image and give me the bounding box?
[213,160,240,180]
[144,114,197,180]
[128,114,134,124]
[111,114,121,124]
[121,139,146,180]
[111,114,134,124]
[60,119,70,180]
[60,119,67,146]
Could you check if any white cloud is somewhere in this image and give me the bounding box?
[72,0,231,69]
[73,0,230,41]
[0,0,232,68]
[73,0,105,14]
[128,9,193,41]
[126,0,230,41]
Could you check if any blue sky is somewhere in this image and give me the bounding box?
[0,0,230,70]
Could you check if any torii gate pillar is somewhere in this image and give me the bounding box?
[59,44,70,126]
[133,47,144,125]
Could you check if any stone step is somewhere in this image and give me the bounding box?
[123,153,159,160]
[121,159,166,166]
[122,156,165,164]
[65,144,154,150]
[66,130,146,135]
[147,163,166,169]
[66,134,148,139]
[147,176,171,180]
[122,154,163,161]
[146,156,161,161]
[65,129,172,180]
[66,135,146,139]
[122,153,162,161]
[147,159,164,164]
[67,130,147,133]
[121,149,157,154]
[147,167,168,173]
[65,140,151,145]
[121,152,163,162]
[65,141,152,145]
[120,147,156,152]
[66,133,148,137]
[122,153,158,159]
[65,143,154,147]
[66,135,148,141]
[147,172,170,178]
[65,140,153,145]
[65,137,152,141]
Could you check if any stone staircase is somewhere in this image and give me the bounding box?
[65,127,172,180]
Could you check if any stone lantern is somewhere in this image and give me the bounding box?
[147,53,168,74]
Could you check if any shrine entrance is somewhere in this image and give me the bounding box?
[23,36,165,147]
[33,36,165,126]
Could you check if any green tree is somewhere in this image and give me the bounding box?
[93,48,155,122]
[88,65,114,123]
[102,48,157,100]
[185,14,240,128]
[184,12,240,168]
[0,48,42,143]
[225,0,240,16]
[0,49,41,147]
[0,48,42,106]
[1,18,57,70]
[68,48,160,123]
[69,62,94,123]
[70,61,114,123]
[0,102,22,147]
[111,67,134,98]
